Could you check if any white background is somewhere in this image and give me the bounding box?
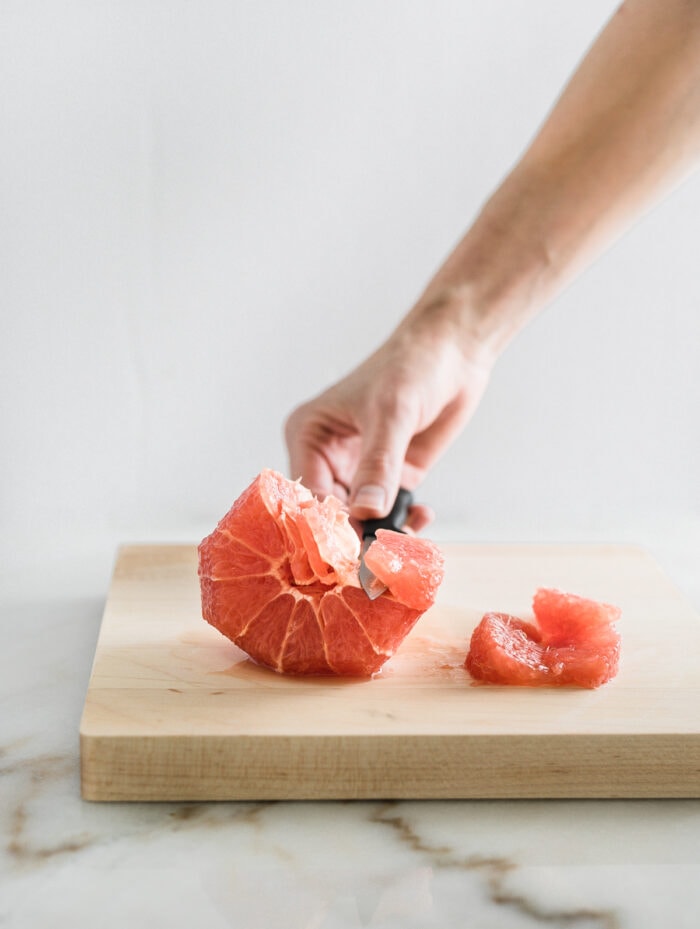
[2,0,698,601]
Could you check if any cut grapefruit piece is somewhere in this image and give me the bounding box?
[465,588,621,688]
[198,470,444,676]
[363,529,445,612]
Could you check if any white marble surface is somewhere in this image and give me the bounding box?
[2,534,700,929]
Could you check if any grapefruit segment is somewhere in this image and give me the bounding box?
[199,574,283,640]
[215,476,287,561]
[198,470,444,676]
[279,598,333,676]
[340,587,423,656]
[198,531,272,580]
[363,529,445,611]
[319,591,384,676]
[532,587,621,649]
[290,496,360,586]
[466,614,549,686]
[235,594,296,672]
[465,588,622,688]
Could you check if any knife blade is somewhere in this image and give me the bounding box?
[358,487,413,599]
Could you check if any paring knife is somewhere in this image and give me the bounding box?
[358,487,413,599]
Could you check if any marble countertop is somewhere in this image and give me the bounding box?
[2,533,699,928]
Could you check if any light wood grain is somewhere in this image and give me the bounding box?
[80,543,700,800]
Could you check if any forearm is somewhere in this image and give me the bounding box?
[405,0,700,357]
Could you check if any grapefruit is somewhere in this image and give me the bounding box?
[198,469,444,676]
[465,588,621,688]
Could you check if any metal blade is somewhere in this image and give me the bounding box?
[358,536,387,599]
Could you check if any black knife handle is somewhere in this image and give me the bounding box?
[361,487,413,537]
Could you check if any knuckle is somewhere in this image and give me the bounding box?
[371,387,415,428]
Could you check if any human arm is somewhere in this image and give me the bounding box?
[286,0,700,521]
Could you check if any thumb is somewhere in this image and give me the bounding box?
[349,407,415,520]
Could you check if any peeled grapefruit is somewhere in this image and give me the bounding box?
[198,470,444,676]
[465,588,622,688]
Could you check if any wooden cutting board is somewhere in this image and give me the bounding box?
[80,543,700,801]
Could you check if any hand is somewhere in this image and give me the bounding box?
[285,297,496,527]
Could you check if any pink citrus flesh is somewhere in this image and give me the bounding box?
[465,588,621,688]
[198,470,444,676]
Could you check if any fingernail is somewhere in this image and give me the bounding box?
[353,484,386,512]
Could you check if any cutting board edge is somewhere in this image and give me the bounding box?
[80,730,700,802]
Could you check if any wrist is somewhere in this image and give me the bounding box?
[405,169,560,360]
